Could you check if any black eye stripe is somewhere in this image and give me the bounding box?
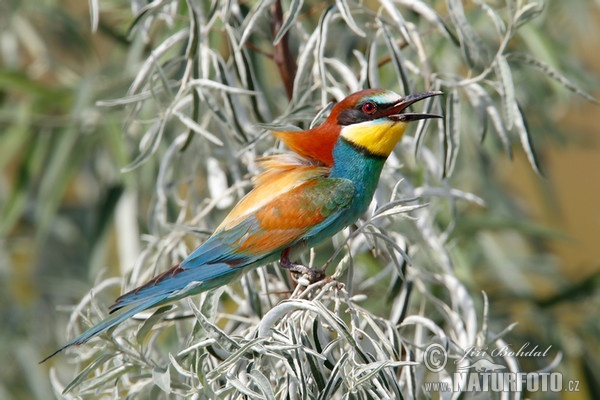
[337,99,400,126]
[337,109,367,125]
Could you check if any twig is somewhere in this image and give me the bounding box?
[271,0,297,100]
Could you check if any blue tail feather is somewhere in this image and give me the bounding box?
[110,261,241,311]
[41,219,271,363]
[40,297,161,363]
[41,260,246,363]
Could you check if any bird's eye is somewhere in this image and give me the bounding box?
[362,102,376,114]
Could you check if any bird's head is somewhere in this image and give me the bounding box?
[273,89,441,164]
[336,89,442,158]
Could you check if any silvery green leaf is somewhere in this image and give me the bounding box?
[187,298,240,353]
[152,366,170,393]
[464,82,512,157]
[324,57,359,92]
[255,122,301,132]
[207,338,266,380]
[495,55,516,130]
[370,203,427,220]
[88,0,99,32]
[401,315,448,342]
[136,305,174,344]
[96,91,155,107]
[353,50,368,88]
[335,0,366,37]
[316,6,335,91]
[62,354,114,394]
[513,101,542,175]
[224,25,248,88]
[122,119,166,172]
[367,40,380,88]
[506,0,517,20]
[309,101,334,129]
[508,53,598,103]
[414,187,485,207]
[318,352,348,400]
[443,88,460,177]
[446,0,489,68]
[207,157,235,209]
[249,370,276,400]
[292,27,319,102]
[363,230,412,266]
[225,373,264,398]
[381,24,412,96]
[274,0,304,45]
[76,364,130,393]
[396,0,457,42]
[413,88,442,157]
[350,360,417,390]
[239,0,274,49]
[379,0,411,43]
[173,110,224,146]
[168,353,196,378]
[187,79,258,95]
[474,0,506,36]
[514,1,544,29]
[128,29,189,95]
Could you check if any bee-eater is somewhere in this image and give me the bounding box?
[42,89,441,362]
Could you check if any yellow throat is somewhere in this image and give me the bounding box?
[340,119,409,158]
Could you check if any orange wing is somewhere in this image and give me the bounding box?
[213,154,355,257]
[217,154,329,231]
[231,177,356,255]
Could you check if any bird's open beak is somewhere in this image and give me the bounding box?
[386,91,443,122]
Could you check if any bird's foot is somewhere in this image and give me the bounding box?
[279,249,326,285]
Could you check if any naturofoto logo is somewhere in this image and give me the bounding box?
[422,343,581,394]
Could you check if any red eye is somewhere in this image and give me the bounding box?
[362,102,376,114]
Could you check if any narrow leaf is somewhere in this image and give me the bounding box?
[238,0,274,49]
[396,0,458,43]
[249,370,276,400]
[335,0,366,37]
[318,352,349,400]
[381,25,412,96]
[173,110,224,146]
[464,82,512,157]
[122,119,166,172]
[513,102,542,175]
[514,1,544,29]
[446,0,489,68]
[274,0,304,45]
[495,56,517,130]
[62,354,114,394]
[508,53,598,103]
[474,0,506,36]
[128,29,189,95]
[152,365,171,393]
[136,305,174,344]
[444,88,461,177]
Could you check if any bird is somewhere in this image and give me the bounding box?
[41,89,442,362]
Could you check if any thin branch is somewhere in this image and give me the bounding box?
[271,0,297,100]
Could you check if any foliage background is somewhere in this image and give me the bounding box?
[0,0,599,398]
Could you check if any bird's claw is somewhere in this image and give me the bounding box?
[280,261,326,285]
[279,249,326,285]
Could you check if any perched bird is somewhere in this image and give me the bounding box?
[273,88,441,166]
[42,89,441,362]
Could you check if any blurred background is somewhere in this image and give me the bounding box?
[0,0,599,398]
